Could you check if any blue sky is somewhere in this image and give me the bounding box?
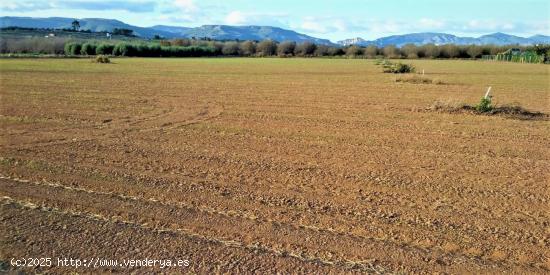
[1,0,549,41]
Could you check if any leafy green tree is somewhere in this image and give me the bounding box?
[95,43,114,55]
[64,42,82,55]
[80,43,96,55]
[71,20,80,31]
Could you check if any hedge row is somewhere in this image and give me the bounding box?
[64,42,216,57]
[3,38,549,60]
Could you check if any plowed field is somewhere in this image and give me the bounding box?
[1,58,549,273]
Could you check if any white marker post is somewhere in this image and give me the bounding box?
[422,69,425,76]
[484,86,492,99]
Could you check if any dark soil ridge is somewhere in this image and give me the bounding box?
[428,102,548,121]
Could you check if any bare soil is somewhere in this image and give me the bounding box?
[1,58,549,274]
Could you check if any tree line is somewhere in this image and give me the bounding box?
[1,37,549,60]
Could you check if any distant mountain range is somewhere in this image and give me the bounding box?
[0,16,333,45]
[337,32,550,47]
[1,16,548,47]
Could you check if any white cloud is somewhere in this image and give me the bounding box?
[225,11,247,25]
[0,0,53,11]
[173,0,196,12]
[300,21,327,33]
[222,11,289,26]
[418,18,445,29]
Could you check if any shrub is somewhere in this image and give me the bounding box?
[112,43,136,56]
[80,43,96,55]
[64,42,82,55]
[475,97,493,112]
[93,55,110,63]
[136,44,152,57]
[149,44,161,56]
[375,59,393,66]
[96,43,114,55]
[395,75,444,84]
[383,62,415,73]
[113,43,128,56]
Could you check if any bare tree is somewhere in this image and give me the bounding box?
[441,44,460,58]
[466,45,483,59]
[238,41,256,56]
[364,45,378,58]
[382,45,400,58]
[277,41,296,57]
[421,44,440,58]
[401,44,419,59]
[346,45,362,57]
[294,41,317,56]
[256,40,277,56]
[221,42,239,56]
[314,44,330,56]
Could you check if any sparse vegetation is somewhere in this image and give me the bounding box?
[0,37,66,54]
[93,55,110,63]
[382,61,415,73]
[475,97,493,113]
[429,99,470,113]
[429,98,547,120]
[395,74,445,84]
